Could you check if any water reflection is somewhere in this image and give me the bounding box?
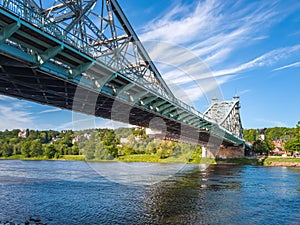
[142,164,244,224]
[0,161,300,224]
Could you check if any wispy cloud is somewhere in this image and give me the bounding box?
[0,94,62,130]
[0,95,14,101]
[255,118,287,127]
[39,108,62,114]
[140,0,288,66]
[139,0,299,105]
[213,45,300,76]
[0,104,34,130]
[272,61,300,71]
[237,89,251,96]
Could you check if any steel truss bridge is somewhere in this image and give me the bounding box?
[0,0,245,148]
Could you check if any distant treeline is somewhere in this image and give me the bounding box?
[243,121,300,154]
[0,127,201,160]
[1,122,299,160]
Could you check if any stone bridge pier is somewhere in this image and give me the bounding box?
[202,145,245,158]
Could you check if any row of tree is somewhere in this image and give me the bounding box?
[243,121,300,154]
[0,129,79,158]
[0,128,201,160]
[284,122,300,152]
[1,122,299,159]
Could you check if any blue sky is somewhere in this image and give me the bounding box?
[1,0,300,130]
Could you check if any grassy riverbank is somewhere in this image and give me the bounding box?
[216,158,262,165]
[263,157,300,167]
[0,154,85,161]
[116,154,216,164]
[2,154,300,167]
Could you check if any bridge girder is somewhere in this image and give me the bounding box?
[0,0,246,146]
[204,97,244,139]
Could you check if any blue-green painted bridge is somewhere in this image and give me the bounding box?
[0,0,245,149]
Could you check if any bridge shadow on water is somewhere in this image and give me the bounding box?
[139,164,244,224]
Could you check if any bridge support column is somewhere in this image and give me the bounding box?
[216,145,245,158]
[201,146,207,158]
[202,146,218,158]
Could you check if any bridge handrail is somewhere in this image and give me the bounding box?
[0,0,212,125]
[0,0,96,55]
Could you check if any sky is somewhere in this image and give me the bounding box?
[1,0,300,131]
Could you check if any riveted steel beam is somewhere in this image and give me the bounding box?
[69,62,94,79]
[161,106,177,115]
[152,100,167,110]
[186,116,198,124]
[188,117,200,124]
[178,113,191,121]
[94,73,118,90]
[36,45,64,65]
[157,103,172,112]
[130,91,149,103]
[0,21,20,45]
[140,96,158,105]
[116,83,135,95]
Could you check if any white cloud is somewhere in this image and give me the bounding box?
[212,45,300,77]
[140,0,284,65]
[0,95,15,101]
[0,105,34,130]
[0,95,63,130]
[273,61,300,71]
[139,0,299,105]
[237,89,251,96]
[255,118,287,127]
[39,108,62,114]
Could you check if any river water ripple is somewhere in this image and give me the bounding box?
[0,160,299,224]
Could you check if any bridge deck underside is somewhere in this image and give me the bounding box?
[0,53,234,146]
[0,4,245,147]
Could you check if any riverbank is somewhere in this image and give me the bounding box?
[117,154,216,164]
[0,154,85,161]
[263,157,300,167]
[1,155,300,167]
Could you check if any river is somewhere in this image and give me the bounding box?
[0,160,299,224]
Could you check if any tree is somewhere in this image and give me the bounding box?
[156,140,175,159]
[21,140,32,157]
[71,143,80,155]
[94,142,113,160]
[30,139,43,157]
[243,129,259,142]
[28,130,39,140]
[252,139,273,155]
[102,130,118,157]
[1,143,13,157]
[9,137,22,154]
[145,141,157,154]
[284,121,300,153]
[44,145,57,159]
[83,140,96,160]
[39,132,49,143]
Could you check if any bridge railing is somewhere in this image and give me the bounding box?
[0,0,210,123]
[0,0,97,55]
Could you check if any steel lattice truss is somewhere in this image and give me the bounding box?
[0,0,246,146]
[2,0,174,100]
[204,97,244,139]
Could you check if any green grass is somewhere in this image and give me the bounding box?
[263,157,300,166]
[8,154,296,167]
[0,155,47,160]
[216,158,261,165]
[188,157,216,164]
[117,154,217,164]
[117,154,160,162]
[58,155,86,161]
[264,157,300,162]
[0,154,85,161]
